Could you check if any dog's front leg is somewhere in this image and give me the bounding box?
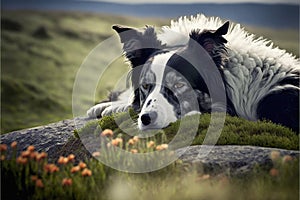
[87,102,112,118]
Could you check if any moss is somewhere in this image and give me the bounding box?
[79,112,299,150]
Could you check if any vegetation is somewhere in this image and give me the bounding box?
[1,138,299,199]
[1,10,167,133]
[1,10,299,133]
[1,10,299,200]
[79,110,298,150]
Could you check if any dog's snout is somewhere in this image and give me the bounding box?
[141,112,158,126]
[141,114,151,126]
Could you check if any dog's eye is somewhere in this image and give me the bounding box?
[142,83,150,90]
[174,82,185,89]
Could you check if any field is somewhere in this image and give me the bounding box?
[1,10,299,199]
[1,10,299,133]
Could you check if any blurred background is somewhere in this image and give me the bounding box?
[1,0,299,133]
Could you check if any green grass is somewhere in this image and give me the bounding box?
[79,110,298,150]
[1,10,299,199]
[1,10,299,133]
[1,136,299,199]
[1,10,167,133]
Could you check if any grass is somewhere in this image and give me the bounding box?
[1,10,299,133]
[78,110,298,150]
[1,10,167,133]
[1,137,299,199]
[1,10,299,200]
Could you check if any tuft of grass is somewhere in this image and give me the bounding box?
[80,110,298,150]
[1,138,299,199]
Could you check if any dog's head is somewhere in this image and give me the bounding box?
[113,22,229,130]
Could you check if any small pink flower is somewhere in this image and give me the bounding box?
[130,149,138,154]
[101,129,114,137]
[92,152,100,157]
[82,168,92,177]
[270,151,280,161]
[0,144,8,152]
[11,141,17,149]
[79,161,87,169]
[62,178,73,186]
[35,179,44,188]
[282,155,293,163]
[269,168,279,177]
[70,166,81,173]
[27,145,35,152]
[156,144,168,151]
[147,141,155,148]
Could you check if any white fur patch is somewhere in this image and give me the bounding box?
[158,14,300,121]
[138,52,178,130]
[87,89,133,118]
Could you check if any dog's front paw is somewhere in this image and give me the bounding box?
[101,103,130,116]
[184,111,201,117]
[87,102,112,118]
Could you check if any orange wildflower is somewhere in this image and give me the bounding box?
[16,156,28,165]
[282,155,293,163]
[70,166,81,173]
[270,151,280,161]
[35,179,44,188]
[21,150,31,158]
[58,156,69,165]
[79,161,87,169]
[0,144,7,152]
[269,168,279,177]
[156,144,168,151]
[130,149,138,154]
[111,139,118,146]
[1,155,5,161]
[62,178,73,186]
[147,141,155,148]
[128,139,135,145]
[68,154,75,162]
[117,138,123,143]
[44,164,59,173]
[11,141,17,148]
[31,175,38,182]
[81,168,92,177]
[133,136,139,143]
[29,151,38,160]
[101,129,114,137]
[92,152,100,157]
[111,138,123,146]
[36,152,47,161]
[27,145,35,152]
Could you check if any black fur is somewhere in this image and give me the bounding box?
[112,22,299,133]
[257,90,299,133]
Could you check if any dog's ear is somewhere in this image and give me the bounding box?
[214,21,229,36]
[112,25,165,68]
[188,21,229,67]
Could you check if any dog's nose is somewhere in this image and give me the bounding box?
[141,112,157,126]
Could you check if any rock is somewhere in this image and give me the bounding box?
[176,145,299,175]
[0,117,95,161]
[1,118,299,175]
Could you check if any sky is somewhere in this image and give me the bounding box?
[84,0,299,4]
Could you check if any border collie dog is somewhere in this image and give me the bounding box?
[87,14,299,133]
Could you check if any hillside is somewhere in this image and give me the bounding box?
[1,10,299,133]
[2,1,299,29]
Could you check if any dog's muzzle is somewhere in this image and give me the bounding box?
[140,111,158,126]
